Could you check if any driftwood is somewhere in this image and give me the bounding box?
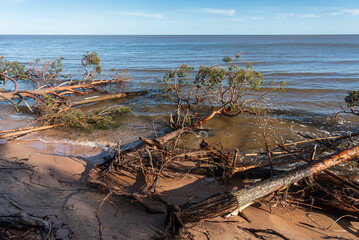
[0,211,49,231]
[0,90,149,140]
[164,145,359,234]
[67,90,149,108]
[0,212,53,240]
[0,124,61,139]
[0,80,112,101]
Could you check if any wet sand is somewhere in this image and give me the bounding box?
[0,138,358,239]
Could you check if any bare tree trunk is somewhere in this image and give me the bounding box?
[68,90,149,107]
[165,145,359,232]
[0,124,61,139]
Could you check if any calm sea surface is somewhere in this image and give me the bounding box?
[1,35,359,150]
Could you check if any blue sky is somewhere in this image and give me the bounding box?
[1,0,359,34]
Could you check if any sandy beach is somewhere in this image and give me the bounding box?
[1,136,358,239]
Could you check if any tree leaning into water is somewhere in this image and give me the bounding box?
[0,52,144,135]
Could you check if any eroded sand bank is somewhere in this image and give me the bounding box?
[0,139,358,239]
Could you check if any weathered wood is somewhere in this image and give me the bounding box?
[68,90,149,107]
[124,127,192,154]
[166,145,359,230]
[0,80,109,100]
[0,211,49,231]
[0,124,61,139]
[311,197,359,218]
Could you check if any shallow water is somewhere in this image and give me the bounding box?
[0,35,359,151]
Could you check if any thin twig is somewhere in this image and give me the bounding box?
[96,189,113,240]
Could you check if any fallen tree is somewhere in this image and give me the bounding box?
[164,145,359,235]
[0,211,52,239]
[2,52,358,239]
[0,52,149,137]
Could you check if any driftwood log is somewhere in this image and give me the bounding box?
[0,211,49,231]
[67,90,149,108]
[165,145,359,234]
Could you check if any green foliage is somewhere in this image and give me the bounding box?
[66,106,131,131]
[162,53,272,109]
[161,53,285,129]
[164,64,194,83]
[345,90,359,108]
[48,57,64,76]
[270,79,286,93]
[82,51,102,76]
[39,97,131,131]
[0,51,130,94]
[222,56,232,63]
[0,55,66,85]
[195,63,264,90]
[196,66,225,87]
[0,56,26,81]
[60,106,131,131]
[110,68,131,84]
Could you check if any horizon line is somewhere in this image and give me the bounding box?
[1,33,359,36]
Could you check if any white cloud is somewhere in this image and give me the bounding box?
[194,8,236,16]
[116,11,163,20]
[343,8,359,16]
[300,14,319,18]
[276,13,295,19]
[330,8,359,16]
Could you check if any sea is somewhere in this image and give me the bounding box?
[1,35,359,152]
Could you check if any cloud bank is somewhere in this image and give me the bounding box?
[194,8,236,16]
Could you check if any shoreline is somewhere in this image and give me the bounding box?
[1,139,358,239]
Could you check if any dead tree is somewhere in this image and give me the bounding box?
[164,145,359,234]
[0,53,131,110]
[0,53,149,137]
[162,54,285,130]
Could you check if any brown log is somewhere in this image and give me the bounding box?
[166,145,359,232]
[0,211,49,231]
[68,90,149,107]
[0,80,121,101]
[322,169,359,192]
[0,124,61,139]
[125,127,192,154]
[311,197,359,218]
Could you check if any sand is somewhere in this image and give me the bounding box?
[0,139,358,239]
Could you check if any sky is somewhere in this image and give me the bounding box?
[1,0,359,35]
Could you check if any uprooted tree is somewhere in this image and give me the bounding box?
[0,52,148,136]
[335,90,359,118]
[86,54,358,238]
[161,53,285,130]
[1,52,358,239]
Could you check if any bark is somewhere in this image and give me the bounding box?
[0,80,104,100]
[322,169,359,192]
[68,90,149,107]
[0,212,49,231]
[311,197,359,218]
[166,145,359,232]
[124,127,192,154]
[0,124,60,139]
